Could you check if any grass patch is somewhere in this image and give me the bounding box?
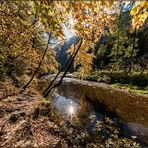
[112,83,148,95]
[39,97,51,106]
[86,71,148,95]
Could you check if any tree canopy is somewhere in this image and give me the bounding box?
[0,0,148,79]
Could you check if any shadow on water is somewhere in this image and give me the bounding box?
[85,96,118,118]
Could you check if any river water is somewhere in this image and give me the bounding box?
[43,76,148,146]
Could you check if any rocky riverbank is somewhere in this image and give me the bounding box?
[58,78,148,126]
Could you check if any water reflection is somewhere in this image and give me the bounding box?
[51,92,148,146]
[68,102,75,115]
[52,94,79,122]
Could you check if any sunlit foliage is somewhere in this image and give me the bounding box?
[130,1,148,30]
[0,0,147,79]
[0,0,58,79]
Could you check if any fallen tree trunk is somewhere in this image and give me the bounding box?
[42,38,83,98]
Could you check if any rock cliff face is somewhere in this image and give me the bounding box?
[58,78,148,126]
[54,36,81,72]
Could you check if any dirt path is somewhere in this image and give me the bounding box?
[0,78,63,148]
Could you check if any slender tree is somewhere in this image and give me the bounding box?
[43,39,83,98]
[23,32,52,90]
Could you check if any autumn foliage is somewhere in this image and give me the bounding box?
[0,0,147,80]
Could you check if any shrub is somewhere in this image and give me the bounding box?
[130,73,148,87]
[110,72,130,84]
[0,65,9,81]
[87,70,148,87]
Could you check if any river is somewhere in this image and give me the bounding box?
[41,76,148,146]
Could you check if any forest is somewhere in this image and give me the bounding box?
[0,0,148,147]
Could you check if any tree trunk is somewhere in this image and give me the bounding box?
[129,29,136,74]
[23,32,52,90]
[43,38,83,98]
[140,59,148,75]
[42,44,77,96]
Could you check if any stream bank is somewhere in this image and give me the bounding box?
[0,77,148,147]
[56,77,148,126]
[39,76,148,146]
